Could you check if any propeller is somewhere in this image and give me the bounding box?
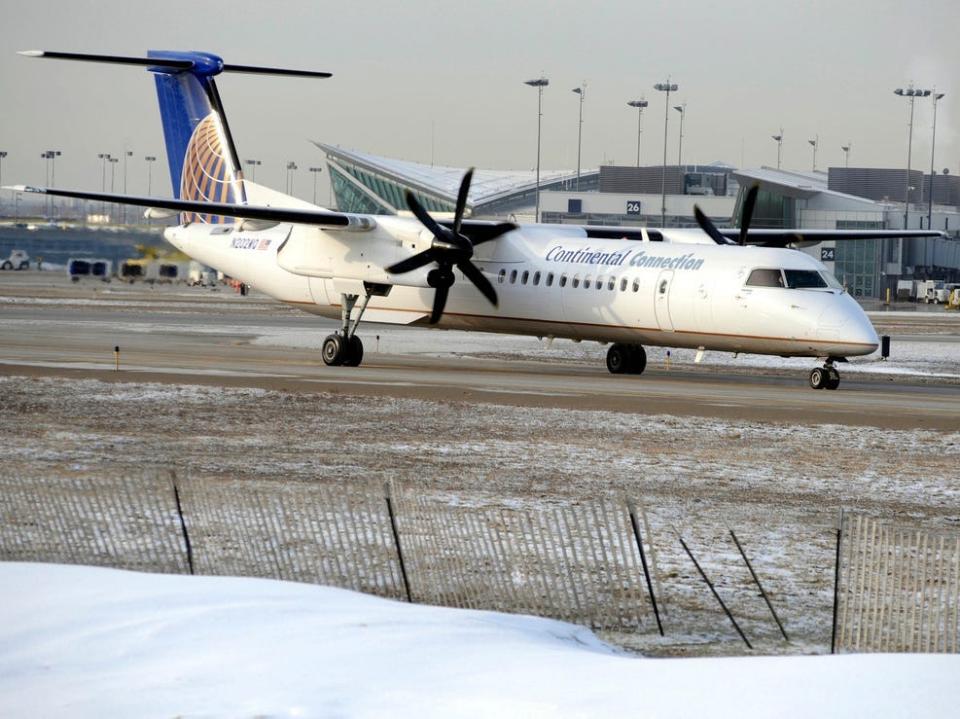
[694,183,759,246]
[386,168,512,324]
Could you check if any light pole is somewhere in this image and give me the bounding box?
[928,92,945,229]
[894,85,932,229]
[122,149,133,223]
[109,157,118,221]
[285,161,298,195]
[524,77,549,222]
[627,99,648,168]
[808,136,818,171]
[145,155,157,195]
[673,104,686,167]
[654,79,678,227]
[309,166,323,205]
[0,151,6,216]
[771,129,783,169]
[572,84,585,192]
[41,150,61,217]
[841,143,851,169]
[244,159,261,182]
[98,153,111,215]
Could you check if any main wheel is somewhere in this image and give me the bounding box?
[17,261,28,270]
[627,345,647,375]
[342,335,364,367]
[809,367,827,389]
[1,261,11,270]
[321,334,346,366]
[825,368,840,390]
[606,344,630,374]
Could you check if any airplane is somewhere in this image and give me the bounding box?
[9,50,946,390]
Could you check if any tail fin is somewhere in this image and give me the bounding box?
[18,50,332,223]
[148,51,243,223]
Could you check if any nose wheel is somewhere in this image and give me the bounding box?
[809,363,840,390]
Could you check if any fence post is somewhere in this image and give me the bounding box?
[730,529,788,641]
[384,483,412,603]
[678,533,752,649]
[831,508,844,654]
[170,472,194,575]
[627,500,664,636]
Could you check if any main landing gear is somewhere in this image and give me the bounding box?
[322,289,377,367]
[809,359,841,390]
[606,343,647,375]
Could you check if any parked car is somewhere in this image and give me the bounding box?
[1,250,30,270]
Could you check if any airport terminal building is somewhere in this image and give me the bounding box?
[321,144,960,299]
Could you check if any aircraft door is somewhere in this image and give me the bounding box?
[654,270,675,331]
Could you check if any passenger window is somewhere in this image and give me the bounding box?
[746,268,785,287]
[546,272,554,287]
[498,269,506,284]
[521,270,529,284]
[620,278,627,292]
[584,276,591,289]
[533,271,541,286]
[510,270,517,284]
[632,278,640,292]
[608,277,616,291]
[560,274,567,287]
[572,275,580,288]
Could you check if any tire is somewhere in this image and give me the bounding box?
[321,334,345,366]
[809,367,826,390]
[18,262,28,271]
[627,345,647,375]
[825,369,840,390]
[1,261,11,270]
[606,344,629,374]
[342,336,364,367]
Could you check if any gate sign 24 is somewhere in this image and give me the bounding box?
[626,200,641,215]
[821,247,836,262]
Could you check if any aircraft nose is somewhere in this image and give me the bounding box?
[817,294,878,354]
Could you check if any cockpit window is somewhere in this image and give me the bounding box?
[820,271,844,290]
[784,270,829,289]
[746,268,784,287]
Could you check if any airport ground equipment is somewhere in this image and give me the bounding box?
[0,249,29,270]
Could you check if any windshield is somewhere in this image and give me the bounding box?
[784,269,828,289]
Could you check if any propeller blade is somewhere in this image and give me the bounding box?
[405,190,447,239]
[452,167,474,235]
[738,184,759,246]
[429,282,450,325]
[386,249,436,275]
[468,222,516,245]
[457,260,498,306]
[694,205,730,245]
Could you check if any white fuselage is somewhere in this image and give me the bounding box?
[166,217,879,359]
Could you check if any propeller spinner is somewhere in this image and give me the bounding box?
[387,168,512,324]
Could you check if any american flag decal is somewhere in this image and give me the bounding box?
[179,112,244,224]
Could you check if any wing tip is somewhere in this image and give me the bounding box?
[17,50,44,57]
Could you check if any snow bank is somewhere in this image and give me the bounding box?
[1,563,958,718]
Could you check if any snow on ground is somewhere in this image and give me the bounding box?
[1,562,958,719]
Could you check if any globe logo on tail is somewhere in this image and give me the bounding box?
[179,112,244,224]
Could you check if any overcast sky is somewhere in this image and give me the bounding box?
[1,0,956,203]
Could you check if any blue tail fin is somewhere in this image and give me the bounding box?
[148,50,245,223]
[19,49,333,222]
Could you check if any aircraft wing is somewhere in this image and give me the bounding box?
[719,228,947,247]
[7,185,377,231]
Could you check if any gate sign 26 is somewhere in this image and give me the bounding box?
[626,200,641,215]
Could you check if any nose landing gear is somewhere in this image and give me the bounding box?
[321,286,383,367]
[809,360,841,390]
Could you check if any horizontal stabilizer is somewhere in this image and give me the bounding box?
[18,50,332,78]
[7,186,374,231]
